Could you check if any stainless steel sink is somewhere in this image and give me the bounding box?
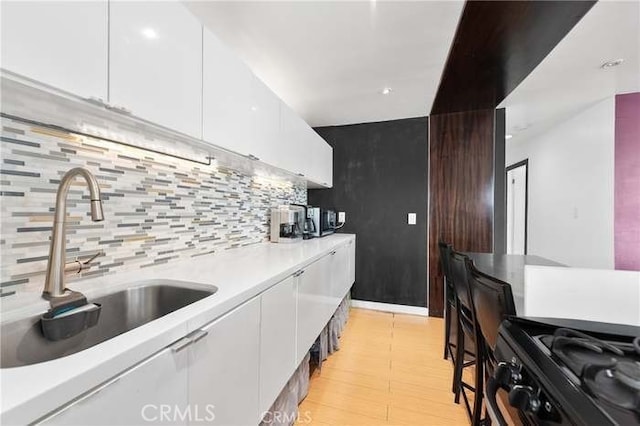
[1,281,217,368]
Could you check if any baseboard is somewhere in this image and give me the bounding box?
[350,299,429,316]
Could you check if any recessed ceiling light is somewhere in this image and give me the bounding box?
[141,28,158,39]
[250,106,258,112]
[601,59,624,69]
[381,87,392,95]
[505,134,513,140]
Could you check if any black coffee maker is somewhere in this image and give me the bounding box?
[290,204,316,240]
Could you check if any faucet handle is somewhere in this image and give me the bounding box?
[65,251,103,275]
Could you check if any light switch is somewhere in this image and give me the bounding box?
[408,213,416,225]
[338,211,346,223]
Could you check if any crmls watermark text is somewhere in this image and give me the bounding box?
[141,404,215,422]
[261,410,312,425]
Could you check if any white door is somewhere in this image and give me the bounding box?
[188,297,261,426]
[40,346,189,425]
[109,1,202,138]
[507,161,528,255]
[1,1,108,100]
[202,28,253,154]
[259,275,297,414]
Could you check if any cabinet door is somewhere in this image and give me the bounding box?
[247,76,281,166]
[202,28,253,155]
[41,346,189,425]
[188,297,261,426]
[259,275,297,414]
[348,239,356,288]
[109,1,202,138]
[1,1,108,100]
[279,102,309,177]
[296,255,333,364]
[330,245,350,302]
[314,136,334,188]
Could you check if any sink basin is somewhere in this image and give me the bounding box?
[1,280,217,368]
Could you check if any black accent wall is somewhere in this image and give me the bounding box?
[309,117,428,308]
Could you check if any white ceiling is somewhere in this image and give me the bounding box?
[184,1,465,127]
[499,0,640,144]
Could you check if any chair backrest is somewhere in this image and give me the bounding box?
[449,250,473,312]
[438,241,454,290]
[467,258,516,353]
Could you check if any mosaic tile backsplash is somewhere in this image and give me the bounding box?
[0,117,306,297]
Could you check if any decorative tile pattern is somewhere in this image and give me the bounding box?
[0,117,306,297]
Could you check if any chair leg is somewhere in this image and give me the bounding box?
[453,311,465,402]
[471,341,485,426]
[444,296,451,360]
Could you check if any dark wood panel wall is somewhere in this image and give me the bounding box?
[428,110,495,317]
[426,1,595,317]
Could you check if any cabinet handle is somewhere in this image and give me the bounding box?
[86,96,106,107]
[105,104,133,115]
[170,337,193,353]
[299,270,305,276]
[297,173,305,177]
[247,154,260,161]
[189,329,209,344]
[294,270,305,277]
[331,251,337,255]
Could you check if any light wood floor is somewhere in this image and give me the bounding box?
[297,308,470,425]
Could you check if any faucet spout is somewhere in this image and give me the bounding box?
[43,167,104,299]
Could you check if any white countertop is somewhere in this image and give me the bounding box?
[0,234,355,425]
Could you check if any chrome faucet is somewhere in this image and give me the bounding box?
[43,167,104,299]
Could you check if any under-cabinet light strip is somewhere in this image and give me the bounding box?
[0,112,214,166]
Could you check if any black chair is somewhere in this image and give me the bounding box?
[449,250,484,426]
[466,258,517,376]
[438,241,457,361]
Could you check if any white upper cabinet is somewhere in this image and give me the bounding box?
[280,101,333,187]
[309,131,334,187]
[0,1,108,100]
[109,1,202,138]
[202,28,253,155]
[279,101,308,177]
[248,76,282,165]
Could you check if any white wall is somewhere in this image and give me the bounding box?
[506,97,615,269]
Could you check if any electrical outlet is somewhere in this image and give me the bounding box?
[408,213,417,225]
[338,211,346,223]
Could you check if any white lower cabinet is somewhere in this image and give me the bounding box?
[296,255,333,365]
[259,275,297,415]
[39,298,260,426]
[40,342,190,425]
[188,297,261,426]
[347,239,356,287]
[329,244,350,302]
[35,240,355,426]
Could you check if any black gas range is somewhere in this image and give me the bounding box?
[487,317,640,425]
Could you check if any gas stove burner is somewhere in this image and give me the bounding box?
[583,363,640,415]
[552,328,625,356]
[614,361,640,391]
